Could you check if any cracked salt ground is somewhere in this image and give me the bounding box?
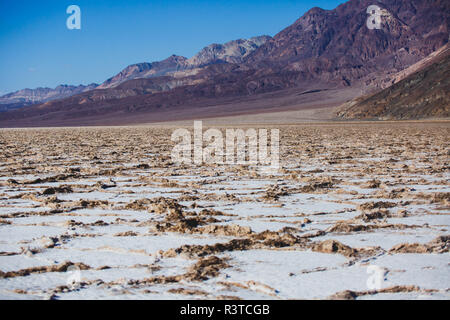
[315,231,441,251]
[217,250,354,299]
[0,225,64,243]
[365,254,450,290]
[0,123,449,299]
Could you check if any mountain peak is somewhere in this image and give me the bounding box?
[305,6,326,15]
[186,36,271,66]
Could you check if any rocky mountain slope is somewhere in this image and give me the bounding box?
[97,55,189,89]
[245,0,449,87]
[186,36,271,66]
[336,44,450,120]
[97,36,271,89]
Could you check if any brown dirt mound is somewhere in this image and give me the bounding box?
[358,201,397,211]
[0,262,90,279]
[329,285,435,300]
[389,235,449,254]
[311,239,381,258]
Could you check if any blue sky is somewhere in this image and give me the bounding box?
[0,0,344,94]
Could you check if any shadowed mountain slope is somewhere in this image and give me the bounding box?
[336,44,450,120]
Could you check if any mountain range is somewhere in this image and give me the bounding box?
[0,36,271,110]
[0,84,98,112]
[97,36,272,89]
[0,0,448,127]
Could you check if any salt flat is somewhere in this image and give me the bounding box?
[0,122,448,299]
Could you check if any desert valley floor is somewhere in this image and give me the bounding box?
[0,122,449,299]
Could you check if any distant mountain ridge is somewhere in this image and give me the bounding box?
[97,55,188,89]
[97,36,271,89]
[0,36,272,109]
[0,84,98,112]
[187,36,271,66]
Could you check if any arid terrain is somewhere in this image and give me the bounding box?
[0,122,448,299]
